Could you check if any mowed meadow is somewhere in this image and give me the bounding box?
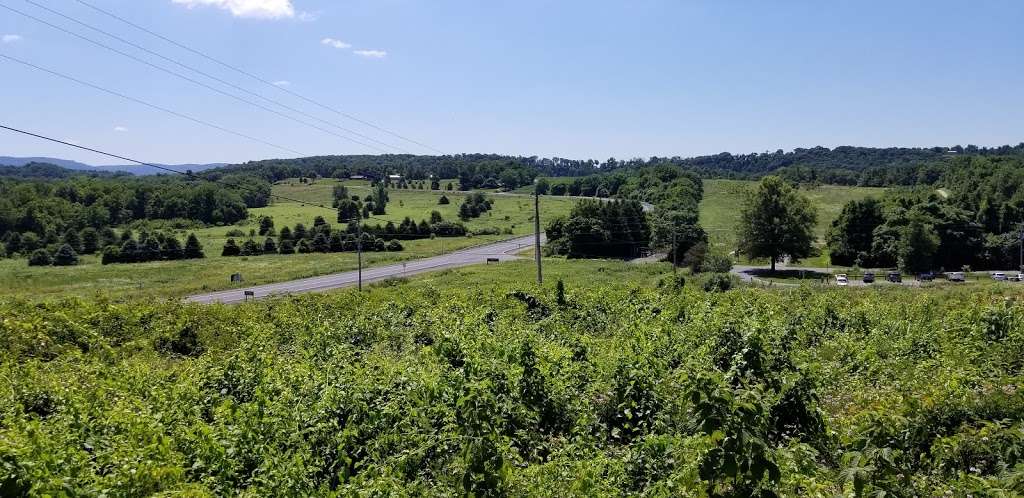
[0,179,577,300]
[698,180,887,266]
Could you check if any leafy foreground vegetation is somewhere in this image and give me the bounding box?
[3,264,1024,496]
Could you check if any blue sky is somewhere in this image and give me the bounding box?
[0,0,1022,165]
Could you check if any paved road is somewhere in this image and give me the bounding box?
[185,235,540,304]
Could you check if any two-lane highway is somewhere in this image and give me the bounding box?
[185,235,540,304]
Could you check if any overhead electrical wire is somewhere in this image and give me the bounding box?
[0,53,306,156]
[72,0,445,155]
[0,1,389,154]
[20,0,411,154]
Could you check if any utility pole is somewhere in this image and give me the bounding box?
[1019,223,1023,273]
[534,180,543,285]
[672,228,678,274]
[356,218,363,291]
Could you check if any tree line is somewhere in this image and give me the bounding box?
[0,173,271,260]
[221,212,472,258]
[827,156,1024,272]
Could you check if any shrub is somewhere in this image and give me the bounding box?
[154,325,204,357]
[385,240,403,251]
[439,195,450,205]
[27,249,51,266]
[701,252,734,274]
[703,273,733,292]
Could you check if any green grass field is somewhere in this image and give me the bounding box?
[0,179,577,300]
[699,179,886,266]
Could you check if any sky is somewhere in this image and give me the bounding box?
[0,0,1022,165]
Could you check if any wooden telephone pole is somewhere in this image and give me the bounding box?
[534,181,543,285]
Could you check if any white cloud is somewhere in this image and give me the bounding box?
[2,34,23,43]
[272,80,291,87]
[296,11,318,22]
[114,126,128,132]
[321,37,351,49]
[171,0,295,19]
[353,49,387,59]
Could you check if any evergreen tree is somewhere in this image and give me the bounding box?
[373,184,388,214]
[241,239,262,256]
[99,227,117,247]
[329,232,345,252]
[5,232,22,254]
[258,216,275,236]
[337,199,361,223]
[431,210,444,224]
[162,237,184,260]
[28,248,51,266]
[278,226,293,241]
[293,223,308,241]
[52,244,79,266]
[63,228,82,253]
[184,233,205,259]
[80,228,100,254]
[312,232,331,252]
[222,238,241,257]
[101,245,121,265]
[263,237,278,254]
[121,239,140,262]
[279,239,295,254]
[439,195,450,205]
[297,239,313,254]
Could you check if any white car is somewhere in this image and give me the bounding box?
[949,272,965,282]
[992,272,1007,281]
[836,274,849,286]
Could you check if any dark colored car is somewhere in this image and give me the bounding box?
[863,271,876,283]
[887,271,902,283]
[919,272,935,282]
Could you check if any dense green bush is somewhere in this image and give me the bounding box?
[2,285,1024,495]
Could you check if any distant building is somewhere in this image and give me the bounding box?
[349,175,366,180]
[388,174,402,180]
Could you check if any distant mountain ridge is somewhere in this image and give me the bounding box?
[0,156,226,176]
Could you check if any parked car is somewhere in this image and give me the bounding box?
[949,272,965,282]
[887,271,902,283]
[1013,274,1024,282]
[919,272,935,282]
[863,271,875,283]
[993,272,1008,281]
[836,274,849,286]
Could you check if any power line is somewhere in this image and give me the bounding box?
[20,0,411,154]
[0,53,305,156]
[72,0,445,155]
[0,2,388,153]
[0,124,332,208]
[0,124,538,244]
